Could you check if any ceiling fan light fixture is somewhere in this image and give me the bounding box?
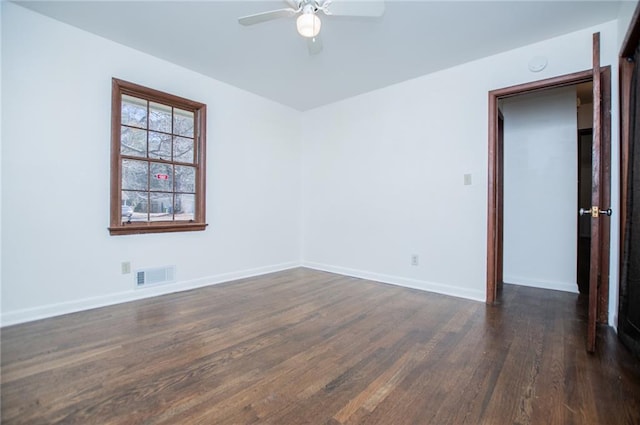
[296,12,321,38]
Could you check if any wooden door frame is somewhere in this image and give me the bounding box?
[497,110,504,294]
[486,68,612,323]
[618,1,640,355]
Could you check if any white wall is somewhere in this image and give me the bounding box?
[618,1,638,49]
[1,3,302,325]
[0,3,3,317]
[301,21,620,312]
[502,87,578,293]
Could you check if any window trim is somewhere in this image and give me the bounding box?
[109,78,207,235]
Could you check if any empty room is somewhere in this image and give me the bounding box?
[2,0,640,424]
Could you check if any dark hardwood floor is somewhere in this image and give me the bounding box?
[2,268,639,424]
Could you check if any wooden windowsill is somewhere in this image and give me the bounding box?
[109,222,207,235]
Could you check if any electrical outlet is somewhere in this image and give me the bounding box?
[411,255,419,266]
[121,261,131,274]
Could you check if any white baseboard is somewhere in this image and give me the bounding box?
[303,261,485,302]
[1,262,300,327]
[503,275,579,294]
[2,261,488,327]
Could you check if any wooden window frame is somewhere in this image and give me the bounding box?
[109,78,207,235]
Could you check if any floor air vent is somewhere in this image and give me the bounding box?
[135,266,175,287]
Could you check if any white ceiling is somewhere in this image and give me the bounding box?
[15,0,623,111]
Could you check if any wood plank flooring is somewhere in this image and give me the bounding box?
[2,268,639,424]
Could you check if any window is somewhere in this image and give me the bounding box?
[109,78,207,235]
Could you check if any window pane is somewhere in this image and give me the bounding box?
[121,95,147,129]
[121,126,147,158]
[175,193,195,221]
[150,162,173,192]
[149,192,173,222]
[174,136,194,164]
[175,165,196,193]
[149,102,172,133]
[174,109,194,137]
[149,132,172,160]
[122,159,148,191]
[122,190,148,222]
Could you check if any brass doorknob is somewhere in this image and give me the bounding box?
[579,207,612,217]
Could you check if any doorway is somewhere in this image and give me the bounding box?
[499,85,590,295]
[486,67,612,319]
[577,127,593,294]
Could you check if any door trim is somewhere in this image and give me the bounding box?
[599,66,612,324]
[618,0,640,357]
[486,68,612,311]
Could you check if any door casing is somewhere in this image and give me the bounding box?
[486,68,612,324]
[618,1,640,358]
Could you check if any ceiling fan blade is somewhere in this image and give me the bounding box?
[320,0,385,17]
[238,8,298,26]
[307,35,323,55]
[284,0,300,8]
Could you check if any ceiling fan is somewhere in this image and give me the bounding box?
[238,0,385,55]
